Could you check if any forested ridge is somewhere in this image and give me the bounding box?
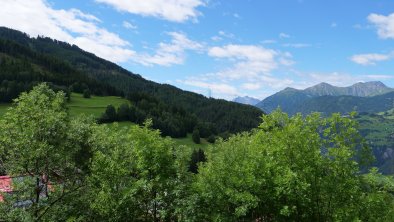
[0,84,393,221]
[0,27,263,137]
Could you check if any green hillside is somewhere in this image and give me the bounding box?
[0,27,263,136]
[0,93,210,148]
[356,111,394,174]
[68,93,129,118]
[0,93,129,118]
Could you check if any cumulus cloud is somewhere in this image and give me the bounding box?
[350,52,393,66]
[0,0,135,63]
[368,13,394,39]
[208,44,292,80]
[95,0,205,22]
[134,32,203,66]
[176,44,295,99]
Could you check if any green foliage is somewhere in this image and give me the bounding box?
[85,122,185,221]
[0,84,94,221]
[0,84,393,221]
[188,149,206,174]
[355,111,394,174]
[207,134,216,143]
[99,104,117,123]
[82,88,91,98]
[192,129,200,144]
[190,110,394,221]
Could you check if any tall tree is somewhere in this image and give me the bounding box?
[0,84,94,221]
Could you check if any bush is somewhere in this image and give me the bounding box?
[207,134,216,143]
[192,129,200,144]
[83,89,91,98]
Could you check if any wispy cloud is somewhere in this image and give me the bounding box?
[282,43,311,48]
[368,12,394,39]
[135,32,203,66]
[95,0,205,22]
[261,40,277,44]
[350,52,393,66]
[331,22,337,28]
[0,0,135,63]
[279,32,291,39]
[122,21,137,29]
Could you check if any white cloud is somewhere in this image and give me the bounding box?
[95,0,205,22]
[368,13,394,39]
[180,79,239,97]
[210,31,235,42]
[135,32,203,66]
[350,52,393,66]
[261,39,277,44]
[123,21,137,29]
[279,32,290,39]
[242,83,261,90]
[331,22,337,28]
[364,74,394,80]
[282,43,311,48]
[211,36,222,41]
[176,44,294,99]
[218,30,235,39]
[0,0,135,63]
[208,44,280,80]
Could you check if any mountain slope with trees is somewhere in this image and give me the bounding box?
[256,81,394,115]
[0,27,263,135]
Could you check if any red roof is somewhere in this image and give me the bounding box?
[0,175,12,202]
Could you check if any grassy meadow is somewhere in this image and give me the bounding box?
[0,93,208,148]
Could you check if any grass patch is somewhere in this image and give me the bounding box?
[0,93,130,118]
[0,93,213,149]
[0,103,11,116]
[68,93,129,118]
[172,133,211,150]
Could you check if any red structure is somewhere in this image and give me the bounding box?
[0,175,12,202]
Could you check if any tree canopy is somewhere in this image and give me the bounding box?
[0,84,393,221]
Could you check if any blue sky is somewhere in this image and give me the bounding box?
[1,0,394,99]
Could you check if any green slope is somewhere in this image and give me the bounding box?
[0,93,208,148]
[0,93,129,118]
[0,27,263,135]
[68,93,129,118]
[356,111,394,174]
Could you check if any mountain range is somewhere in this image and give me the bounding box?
[232,96,260,106]
[255,81,394,115]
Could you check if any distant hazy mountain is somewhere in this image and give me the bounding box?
[256,81,394,114]
[233,96,260,106]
